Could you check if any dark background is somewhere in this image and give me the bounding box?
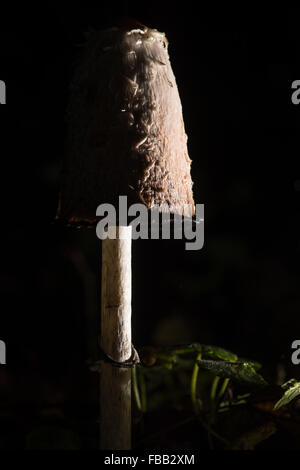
[0,3,300,449]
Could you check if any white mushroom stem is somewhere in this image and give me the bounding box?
[100,226,132,450]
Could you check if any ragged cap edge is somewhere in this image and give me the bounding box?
[54,204,196,229]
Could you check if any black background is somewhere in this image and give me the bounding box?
[0,3,300,449]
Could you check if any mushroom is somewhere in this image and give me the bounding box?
[56,21,195,450]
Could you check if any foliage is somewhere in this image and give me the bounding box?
[132,343,300,449]
[274,379,300,411]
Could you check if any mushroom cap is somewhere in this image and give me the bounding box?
[56,22,195,226]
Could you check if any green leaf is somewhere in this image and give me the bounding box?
[139,344,266,387]
[198,344,238,362]
[140,343,238,366]
[170,343,238,361]
[274,380,300,410]
[196,359,267,387]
